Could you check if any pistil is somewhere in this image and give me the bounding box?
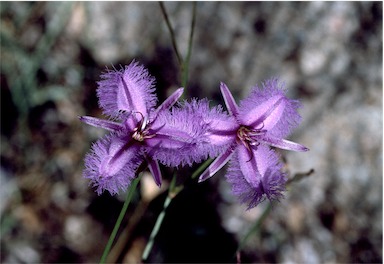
[236,125,266,161]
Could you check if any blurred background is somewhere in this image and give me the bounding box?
[1,2,382,263]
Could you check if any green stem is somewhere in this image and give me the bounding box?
[236,169,314,255]
[141,173,180,261]
[159,2,197,91]
[180,1,197,89]
[99,176,141,264]
[236,203,272,253]
[141,194,172,261]
[191,158,213,179]
[141,4,199,261]
[159,2,182,67]
[142,156,210,261]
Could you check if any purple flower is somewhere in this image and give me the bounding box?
[80,61,200,195]
[198,79,308,209]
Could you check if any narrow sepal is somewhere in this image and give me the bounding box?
[147,158,162,187]
[198,146,235,182]
[79,116,123,131]
[152,88,184,119]
[220,82,239,117]
[259,136,309,152]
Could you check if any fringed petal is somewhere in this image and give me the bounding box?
[149,98,235,167]
[238,78,302,138]
[97,61,157,118]
[225,144,286,209]
[242,95,285,130]
[237,144,261,187]
[83,133,142,195]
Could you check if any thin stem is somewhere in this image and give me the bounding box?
[236,168,314,255]
[141,173,180,262]
[159,2,182,67]
[180,1,197,89]
[286,168,314,185]
[236,203,272,254]
[191,158,213,179]
[141,195,172,261]
[141,157,214,261]
[141,4,199,261]
[99,176,141,264]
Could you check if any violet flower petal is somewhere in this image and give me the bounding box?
[99,136,138,178]
[205,118,238,147]
[118,65,156,117]
[238,79,303,139]
[237,144,262,187]
[145,133,189,149]
[240,95,285,129]
[148,102,213,166]
[84,134,142,195]
[226,144,286,209]
[97,61,157,118]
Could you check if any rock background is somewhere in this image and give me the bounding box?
[1,2,382,263]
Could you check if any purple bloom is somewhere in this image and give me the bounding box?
[151,98,236,167]
[80,61,201,195]
[198,79,308,209]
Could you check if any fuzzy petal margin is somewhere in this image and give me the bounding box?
[225,144,286,209]
[150,99,236,167]
[179,98,237,153]
[83,133,142,195]
[238,78,302,139]
[97,61,157,118]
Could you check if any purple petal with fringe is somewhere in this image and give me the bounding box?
[226,145,286,209]
[97,61,157,118]
[83,133,142,195]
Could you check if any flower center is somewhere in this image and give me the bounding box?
[130,112,156,142]
[236,124,266,146]
[132,129,147,142]
[237,126,253,143]
[236,125,267,162]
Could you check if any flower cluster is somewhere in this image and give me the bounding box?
[80,61,308,209]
